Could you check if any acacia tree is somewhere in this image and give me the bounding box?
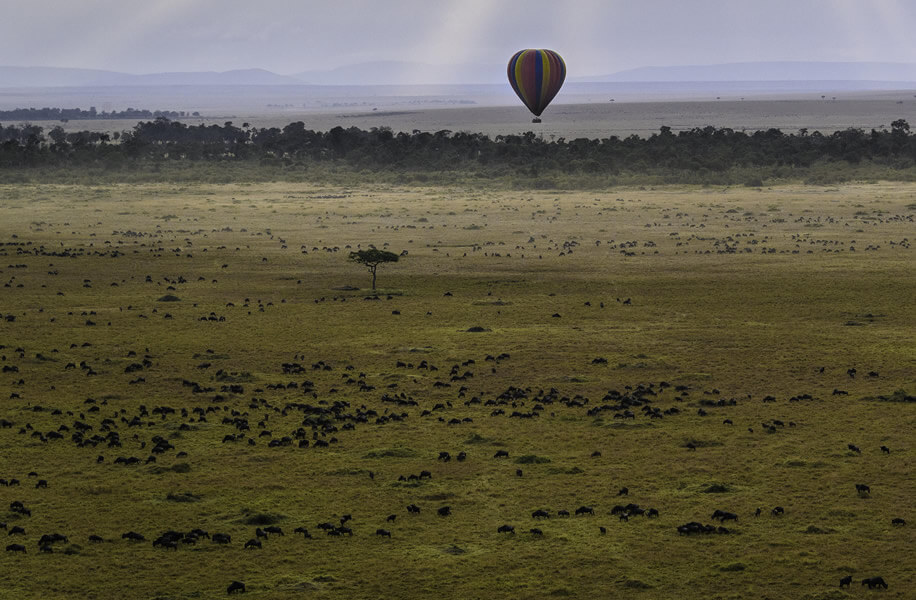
[348,248,399,290]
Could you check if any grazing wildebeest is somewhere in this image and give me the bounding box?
[212,533,231,544]
[719,512,738,523]
[599,526,608,534]
[122,531,144,542]
[493,450,509,458]
[8,526,25,536]
[293,527,312,538]
[244,539,261,549]
[861,577,888,589]
[437,506,451,517]
[575,506,594,516]
[255,528,268,539]
[5,544,25,553]
[557,510,570,517]
[407,504,421,514]
[891,518,906,526]
[88,535,104,543]
[646,508,659,518]
[856,484,871,495]
[839,575,852,588]
[848,444,861,454]
[532,509,550,519]
[227,580,246,594]
[456,451,467,461]
[375,529,391,538]
[771,506,785,516]
[438,451,451,462]
[497,525,515,534]
[529,528,543,535]
[617,487,629,496]
[264,526,284,536]
[880,446,890,454]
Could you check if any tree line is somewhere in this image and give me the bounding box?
[0,107,199,121]
[2,116,916,178]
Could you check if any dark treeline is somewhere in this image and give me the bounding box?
[2,117,916,179]
[0,107,199,121]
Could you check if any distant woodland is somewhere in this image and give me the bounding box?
[0,107,198,121]
[3,117,916,185]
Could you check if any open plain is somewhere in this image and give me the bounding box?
[0,181,913,599]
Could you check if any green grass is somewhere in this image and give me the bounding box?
[0,181,913,599]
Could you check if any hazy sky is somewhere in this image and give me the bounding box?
[5,0,916,75]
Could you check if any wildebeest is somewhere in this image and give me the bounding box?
[212,533,231,544]
[375,528,391,538]
[617,487,629,496]
[532,509,550,519]
[861,577,888,589]
[880,445,890,454]
[38,533,68,547]
[848,444,861,454]
[5,544,25,553]
[244,539,261,549]
[293,527,312,538]
[575,506,594,516]
[856,483,871,495]
[263,526,284,536]
[891,518,906,526]
[497,524,515,534]
[493,450,509,458]
[227,580,246,594]
[7,526,25,536]
[839,575,852,588]
[437,506,451,517]
[406,504,421,514]
[122,531,144,542]
[771,506,785,516]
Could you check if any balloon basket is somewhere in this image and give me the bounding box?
[532,117,542,123]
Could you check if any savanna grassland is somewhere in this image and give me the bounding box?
[0,180,913,600]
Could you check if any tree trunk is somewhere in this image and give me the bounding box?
[370,265,377,290]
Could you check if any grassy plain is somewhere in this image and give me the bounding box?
[0,180,913,599]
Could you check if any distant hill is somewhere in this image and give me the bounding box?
[292,61,504,86]
[588,61,916,82]
[0,66,302,87]
[5,61,916,89]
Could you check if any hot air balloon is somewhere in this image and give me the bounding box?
[507,49,566,123]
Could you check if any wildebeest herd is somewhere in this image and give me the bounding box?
[0,183,912,598]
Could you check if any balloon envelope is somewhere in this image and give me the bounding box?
[507,49,566,117]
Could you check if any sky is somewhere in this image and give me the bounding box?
[5,0,916,76]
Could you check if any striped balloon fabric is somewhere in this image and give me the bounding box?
[507,49,566,117]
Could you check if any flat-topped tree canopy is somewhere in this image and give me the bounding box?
[348,248,399,290]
